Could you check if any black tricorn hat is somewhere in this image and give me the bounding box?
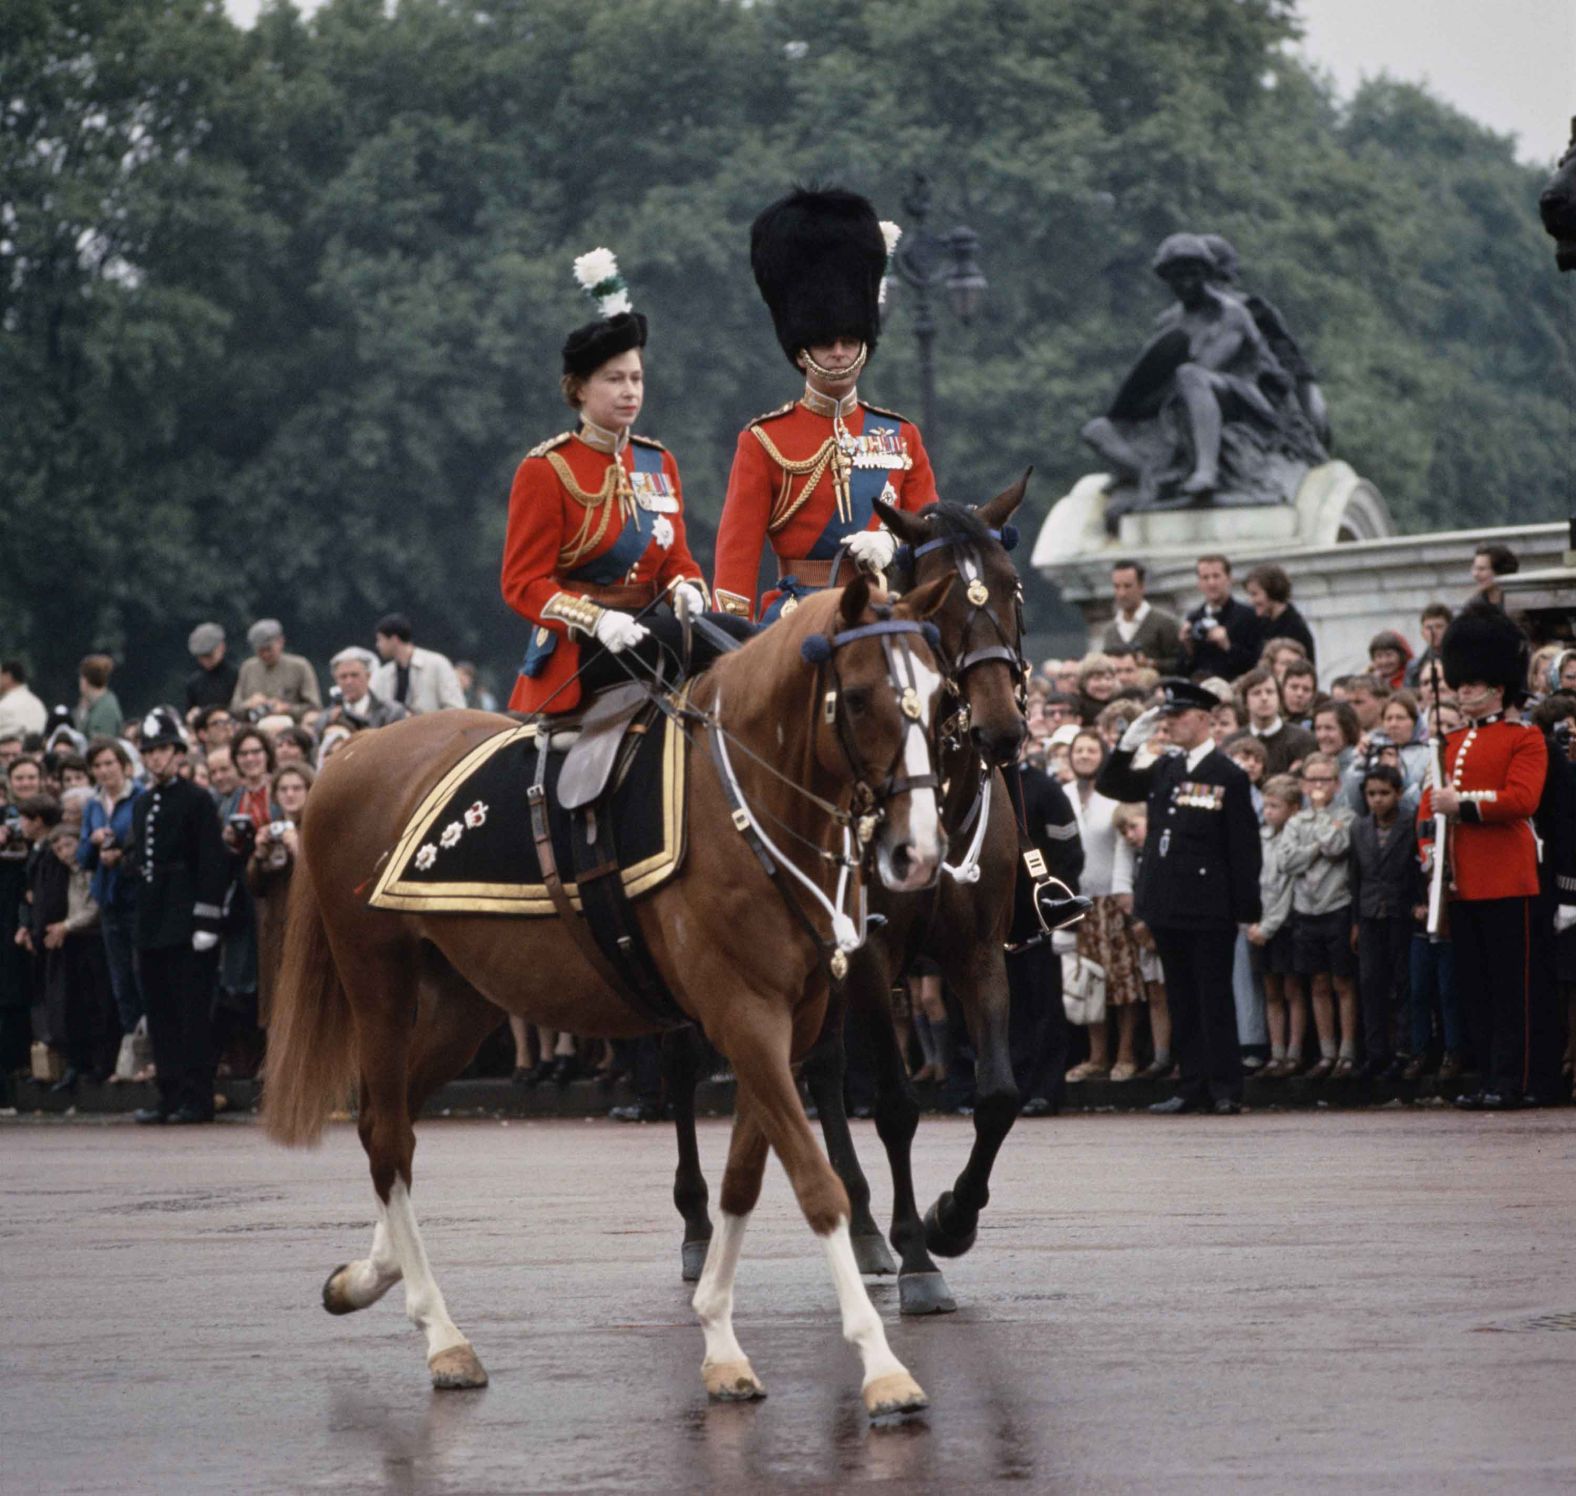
[1441,601,1527,699]
[751,187,886,367]
[561,311,648,380]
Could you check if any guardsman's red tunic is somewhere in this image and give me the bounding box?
[1417,713,1548,1100]
[711,388,937,622]
[501,425,706,715]
[1417,717,1547,900]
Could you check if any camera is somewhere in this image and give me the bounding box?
[265,820,292,840]
[1187,607,1218,645]
[226,813,257,849]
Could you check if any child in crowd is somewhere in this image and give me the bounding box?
[1112,802,1172,1078]
[1227,734,1267,815]
[1225,732,1271,1067]
[1248,774,1305,1075]
[1348,766,1418,1078]
[1282,752,1358,1077]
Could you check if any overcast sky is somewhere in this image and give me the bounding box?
[223,0,1572,164]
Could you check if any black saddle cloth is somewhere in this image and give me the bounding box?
[367,714,685,916]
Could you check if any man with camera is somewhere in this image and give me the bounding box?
[319,646,409,732]
[1178,555,1261,681]
[124,708,226,1124]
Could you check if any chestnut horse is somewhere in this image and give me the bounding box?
[666,478,1035,1315]
[264,577,954,1417]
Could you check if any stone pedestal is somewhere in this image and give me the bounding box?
[1032,466,1568,675]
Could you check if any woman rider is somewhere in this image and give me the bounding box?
[502,249,750,715]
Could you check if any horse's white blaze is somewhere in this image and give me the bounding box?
[692,1211,750,1370]
[341,1213,402,1308]
[382,1179,468,1359]
[903,653,943,866]
[821,1218,909,1389]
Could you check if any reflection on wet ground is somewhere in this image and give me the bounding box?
[3,1111,1574,1491]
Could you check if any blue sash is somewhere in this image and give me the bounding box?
[521,444,666,678]
[806,412,903,560]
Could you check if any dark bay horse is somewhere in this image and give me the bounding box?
[264,578,954,1417]
[665,479,1037,1314]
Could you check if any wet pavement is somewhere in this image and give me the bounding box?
[3,1110,1574,1493]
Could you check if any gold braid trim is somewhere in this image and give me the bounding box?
[750,426,839,534]
[546,450,634,569]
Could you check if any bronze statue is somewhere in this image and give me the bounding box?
[1082,233,1328,531]
[1539,118,1576,271]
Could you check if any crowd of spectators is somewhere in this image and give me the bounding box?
[1,534,1572,1120]
[1014,541,1575,1109]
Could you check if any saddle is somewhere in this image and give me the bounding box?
[367,685,690,1029]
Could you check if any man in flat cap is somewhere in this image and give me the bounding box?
[1098,678,1262,1114]
[184,623,239,715]
[231,618,321,723]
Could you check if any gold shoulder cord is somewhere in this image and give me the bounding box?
[750,426,846,533]
[546,451,634,569]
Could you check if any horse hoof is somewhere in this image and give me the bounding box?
[681,1239,711,1283]
[923,1195,978,1259]
[703,1358,766,1402]
[429,1344,489,1390]
[863,1371,929,1420]
[899,1270,957,1316]
[852,1232,898,1277]
[321,1264,359,1316]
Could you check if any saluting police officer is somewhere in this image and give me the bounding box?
[126,707,228,1124]
[1097,679,1262,1114]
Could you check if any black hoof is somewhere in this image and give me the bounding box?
[852,1232,898,1277]
[923,1195,978,1259]
[899,1270,957,1316]
[681,1239,711,1283]
[321,1263,357,1315]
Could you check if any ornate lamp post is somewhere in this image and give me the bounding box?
[887,172,987,445]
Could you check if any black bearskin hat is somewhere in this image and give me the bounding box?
[750,187,887,367]
[1441,601,1528,699]
[561,311,648,380]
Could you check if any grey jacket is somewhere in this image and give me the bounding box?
[1281,803,1354,916]
[1258,824,1296,939]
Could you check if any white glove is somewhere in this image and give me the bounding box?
[592,608,649,654]
[1119,705,1165,752]
[192,931,219,953]
[842,528,897,574]
[1556,905,1576,936]
[671,581,707,619]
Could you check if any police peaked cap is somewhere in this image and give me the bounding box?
[140,706,188,750]
[1441,601,1527,698]
[1154,677,1220,715]
[751,187,887,367]
[561,311,648,380]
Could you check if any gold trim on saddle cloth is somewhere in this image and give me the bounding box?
[366,706,688,916]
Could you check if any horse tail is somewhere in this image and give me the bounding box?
[263,857,357,1147]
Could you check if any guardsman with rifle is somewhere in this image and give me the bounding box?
[1097,678,1262,1115]
[1417,603,1547,1110]
[712,188,939,623]
[502,249,750,716]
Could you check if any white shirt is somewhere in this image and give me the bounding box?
[0,683,47,739]
[1251,716,1283,739]
[1071,780,1122,896]
[370,646,466,715]
[1112,599,1151,643]
[1185,739,1215,773]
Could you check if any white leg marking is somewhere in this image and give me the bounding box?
[382,1179,468,1358]
[340,1212,403,1308]
[692,1211,750,1370]
[822,1218,909,1389]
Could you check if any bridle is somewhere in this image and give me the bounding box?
[703,609,944,975]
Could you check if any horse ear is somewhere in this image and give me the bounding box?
[874,498,927,547]
[839,573,871,627]
[977,468,1032,531]
[898,573,955,622]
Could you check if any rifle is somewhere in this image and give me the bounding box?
[1425,658,1452,940]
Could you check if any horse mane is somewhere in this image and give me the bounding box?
[699,588,851,715]
[917,499,995,550]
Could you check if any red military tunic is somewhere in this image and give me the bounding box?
[711,388,938,621]
[1417,716,1548,900]
[501,425,705,715]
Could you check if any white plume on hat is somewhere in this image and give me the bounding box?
[572,247,632,317]
[878,220,902,307]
